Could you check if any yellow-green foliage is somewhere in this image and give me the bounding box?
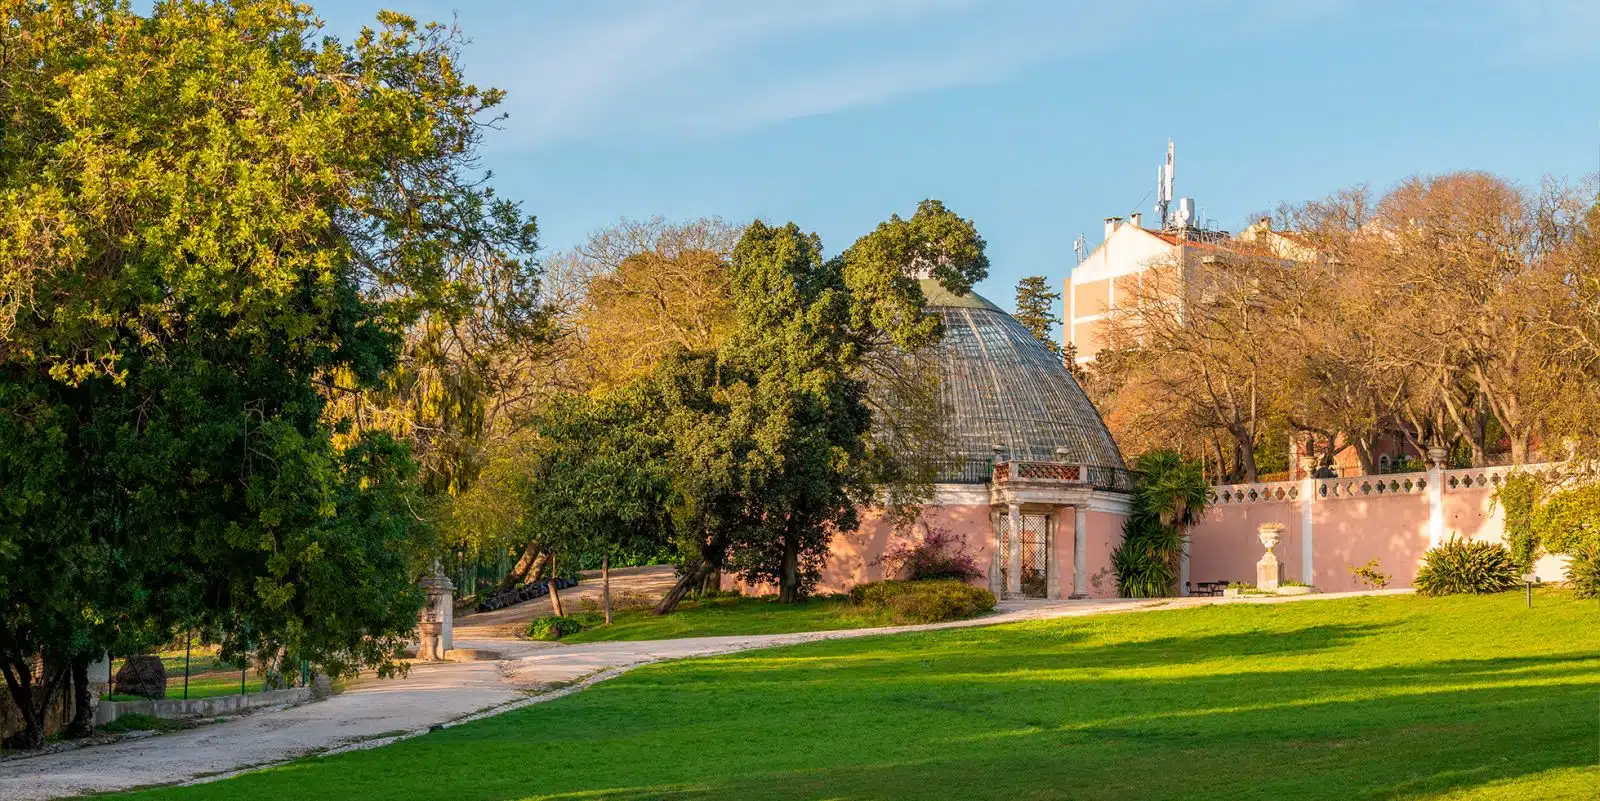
[849,579,996,623]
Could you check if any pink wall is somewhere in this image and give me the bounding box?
[724,504,995,596]
[1188,474,1526,594]
[1188,502,1303,586]
[1053,508,1075,599]
[1082,510,1123,598]
[1311,495,1430,591]
[815,504,994,593]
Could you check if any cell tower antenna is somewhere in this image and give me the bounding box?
[1156,139,1175,228]
[1073,234,1088,265]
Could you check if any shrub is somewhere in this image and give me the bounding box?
[849,579,996,624]
[1113,451,1208,598]
[526,615,585,641]
[1496,471,1543,570]
[1414,538,1521,597]
[576,590,657,614]
[874,527,982,582]
[1565,543,1600,599]
[1349,559,1391,590]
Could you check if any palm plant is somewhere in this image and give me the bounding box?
[1113,450,1211,598]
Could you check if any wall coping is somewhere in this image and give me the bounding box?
[1211,462,1561,505]
[93,687,315,727]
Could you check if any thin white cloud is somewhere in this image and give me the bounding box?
[474,0,1367,150]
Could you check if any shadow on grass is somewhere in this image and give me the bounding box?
[114,615,1600,801]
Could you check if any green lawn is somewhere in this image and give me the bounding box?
[561,595,915,642]
[114,592,1599,801]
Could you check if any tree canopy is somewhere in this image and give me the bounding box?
[0,0,533,747]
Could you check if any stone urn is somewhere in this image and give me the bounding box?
[1256,523,1284,591]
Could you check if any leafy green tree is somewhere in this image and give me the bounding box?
[1013,275,1063,356]
[0,1,529,746]
[517,388,670,620]
[715,203,990,604]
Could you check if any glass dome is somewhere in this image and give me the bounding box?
[920,279,1130,490]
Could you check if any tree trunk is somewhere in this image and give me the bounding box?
[601,553,613,626]
[547,554,564,617]
[67,654,92,737]
[496,540,546,593]
[699,566,720,596]
[1230,426,1259,483]
[1353,437,1378,475]
[777,532,801,604]
[656,559,712,615]
[1508,429,1530,465]
[1,654,69,750]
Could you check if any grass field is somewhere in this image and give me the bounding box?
[103,648,267,700]
[115,591,1599,801]
[561,594,914,642]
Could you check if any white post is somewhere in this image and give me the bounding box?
[1007,503,1023,597]
[1072,505,1088,598]
[1179,540,1190,596]
[1046,510,1063,599]
[1427,447,1447,549]
[989,509,1004,597]
[1301,474,1315,585]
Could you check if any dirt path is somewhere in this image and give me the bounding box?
[0,587,1411,800]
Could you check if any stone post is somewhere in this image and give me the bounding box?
[1071,505,1088,599]
[1426,446,1448,549]
[1007,503,1023,598]
[417,562,456,661]
[1256,523,1284,591]
[1046,509,1062,600]
[989,509,1004,597]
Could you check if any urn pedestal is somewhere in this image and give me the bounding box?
[1256,523,1284,591]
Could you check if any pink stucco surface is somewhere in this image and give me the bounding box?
[813,504,995,593]
[1440,487,1504,541]
[1311,495,1430,591]
[724,504,996,596]
[1188,503,1303,586]
[1187,481,1512,594]
[1052,507,1075,598]
[1082,510,1123,598]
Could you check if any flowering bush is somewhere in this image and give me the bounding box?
[875,527,982,582]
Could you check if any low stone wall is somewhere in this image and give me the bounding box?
[1188,463,1572,593]
[92,687,312,727]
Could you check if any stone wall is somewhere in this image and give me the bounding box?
[1187,464,1571,593]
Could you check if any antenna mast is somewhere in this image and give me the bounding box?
[1156,139,1174,229]
[1073,234,1088,265]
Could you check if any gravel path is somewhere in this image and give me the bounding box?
[0,584,1410,800]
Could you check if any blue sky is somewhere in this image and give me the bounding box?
[309,0,1600,313]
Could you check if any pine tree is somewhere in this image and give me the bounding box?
[1014,276,1063,356]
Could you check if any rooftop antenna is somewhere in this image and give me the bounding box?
[1073,234,1088,264]
[1156,139,1174,228]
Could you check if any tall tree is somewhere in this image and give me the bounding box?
[1013,276,1063,355]
[0,2,526,746]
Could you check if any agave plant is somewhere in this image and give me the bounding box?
[1413,537,1521,596]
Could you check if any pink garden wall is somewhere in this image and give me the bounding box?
[811,504,995,594]
[1187,466,1563,593]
